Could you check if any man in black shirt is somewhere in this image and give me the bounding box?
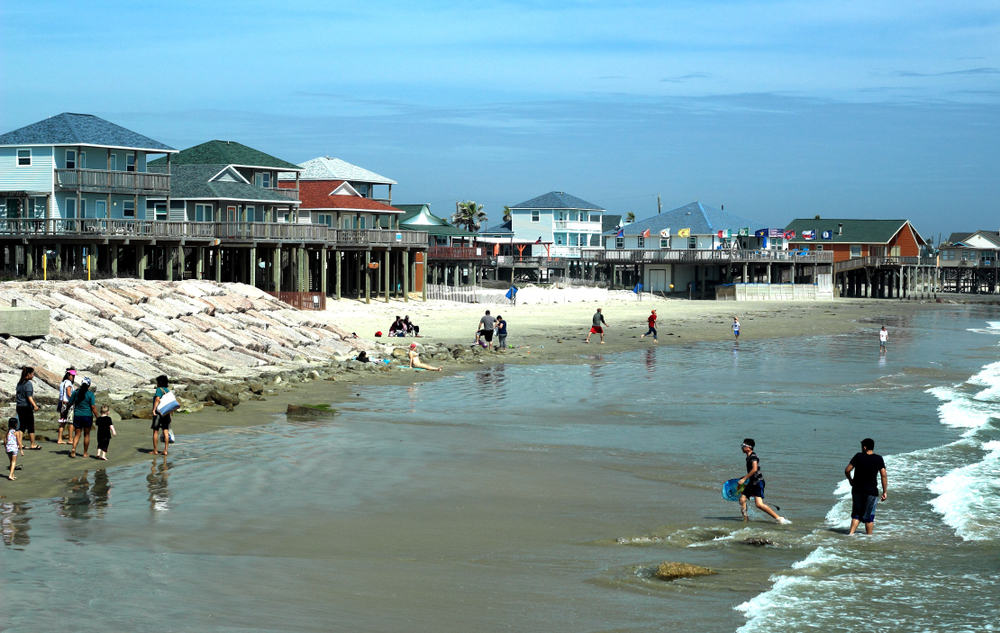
[738,438,789,524]
[845,437,888,535]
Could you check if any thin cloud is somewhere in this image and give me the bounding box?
[661,72,710,83]
[892,67,1000,78]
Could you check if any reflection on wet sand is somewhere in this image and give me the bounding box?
[147,458,170,514]
[92,469,111,516]
[1,501,31,547]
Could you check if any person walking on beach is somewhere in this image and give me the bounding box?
[496,315,508,350]
[845,438,888,535]
[408,343,442,371]
[152,375,173,456]
[478,310,496,351]
[69,377,97,459]
[641,309,657,342]
[732,316,741,340]
[585,308,608,344]
[738,439,789,524]
[879,326,888,353]
[15,367,41,450]
[94,405,116,461]
[57,368,77,444]
[6,418,21,480]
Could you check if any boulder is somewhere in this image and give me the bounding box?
[208,388,240,410]
[654,562,716,581]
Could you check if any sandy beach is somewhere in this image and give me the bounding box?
[0,284,935,504]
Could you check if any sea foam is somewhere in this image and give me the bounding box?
[928,440,1000,541]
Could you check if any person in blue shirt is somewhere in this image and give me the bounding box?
[70,377,97,459]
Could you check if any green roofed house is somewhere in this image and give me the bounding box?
[397,204,476,247]
[148,140,300,223]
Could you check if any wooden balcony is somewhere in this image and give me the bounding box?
[55,168,170,195]
[581,248,835,265]
[0,218,427,248]
[428,246,488,261]
[834,256,920,273]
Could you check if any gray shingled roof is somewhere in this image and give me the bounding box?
[606,201,758,236]
[510,191,604,211]
[156,164,299,202]
[282,156,396,184]
[0,113,175,152]
[784,218,924,245]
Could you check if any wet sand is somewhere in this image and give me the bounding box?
[0,295,936,504]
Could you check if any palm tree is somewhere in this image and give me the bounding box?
[625,211,636,223]
[452,201,487,232]
[502,206,512,223]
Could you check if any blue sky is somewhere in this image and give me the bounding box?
[2,0,998,239]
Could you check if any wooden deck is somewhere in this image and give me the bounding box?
[580,248,834,264]
[0,218,427,248]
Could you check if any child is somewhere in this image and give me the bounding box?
[95,405,116,461]
[6,417,21,480]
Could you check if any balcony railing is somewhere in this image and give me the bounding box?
[55,168,170,194]
[428,246,488,260]
[0,218,428,247]
[581,248,835,264]
[264,187,300,201]
[833,255,921,273]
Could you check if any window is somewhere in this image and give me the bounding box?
[569,233,578,246]
[556,211,565,221]
[255,173,271,188]
[246,205,256,222]
[850,245,862,258]
[126,155,136,172]
[79,199,87,218]
[359,216,366,229]
[637,236,645,248]
[660,238,670,248]
[554,232,566,245]
[109,154,117,171]
[66,149,76,169]
[123,200,135,218]
[65,198,76,218]
[17,149,30,166]
[79,151,86,169]
[615,237,624,249]
[590,214,601,222]
[155,203,167,221]
[531,210,539,222]
[195,203,213,222]
[688,237,697,249]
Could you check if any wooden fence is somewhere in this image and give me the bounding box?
[266,291,326,310]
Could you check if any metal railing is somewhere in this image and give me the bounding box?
[55,168,170,194]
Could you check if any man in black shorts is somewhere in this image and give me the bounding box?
[845,437,888,535]
[738,439,789,524]
[478,310,496,351]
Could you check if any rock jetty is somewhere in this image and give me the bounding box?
[0,280,366,420]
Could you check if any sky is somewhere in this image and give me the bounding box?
[1,0,998,240]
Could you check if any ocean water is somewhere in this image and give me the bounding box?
[2,306,998,632]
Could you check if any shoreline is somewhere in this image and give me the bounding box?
[0,289,944,503]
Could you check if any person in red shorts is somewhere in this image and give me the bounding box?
[585,308,609,344]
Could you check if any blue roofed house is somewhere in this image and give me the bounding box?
[600,201,760,293]
[507,191,606,258]
[0,112,176,226]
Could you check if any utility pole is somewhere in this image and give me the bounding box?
[657,194,662,214]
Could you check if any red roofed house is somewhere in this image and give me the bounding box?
[279,157,424,301]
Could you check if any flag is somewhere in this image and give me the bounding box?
[821,230,833,240]
[754,228,767,238]
[493,242,500,256]
[632,282,643,294]
[535,236,542,244]
[783,230,795,239]
[659,228,670,238]
[616,228,624,238]
[678,228,691,238]
[717,230,724,238]
[802,229,815,240]
[641,228,651,238]
[505,286,518,300]
[739,227,750,236]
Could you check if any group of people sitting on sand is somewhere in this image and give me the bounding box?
[387,315,420,337]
